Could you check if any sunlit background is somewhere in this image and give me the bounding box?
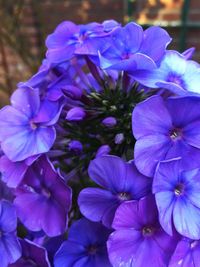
[0,0,199,106]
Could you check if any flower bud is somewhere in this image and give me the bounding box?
[96,145,111,158]
[68,140,83,154]
[115,133,124,144]
[66,107,86,121]
[63,85,82,100]
[101,117,117,128]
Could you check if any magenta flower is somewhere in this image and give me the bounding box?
[169,238,200,267]
[0,155,38,188]
[14,156,71,236]
[107,195,179,267]
[9,238,50,267]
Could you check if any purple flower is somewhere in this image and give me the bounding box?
[66,107,86,121]
[0,87,61,161]
[9,239,50,267]
[131,51,200,96]
[18,64,56,93]
[99,22,171,72]
[14,156,71,236]
[0,200,21,267]
[153,158,200,239]
[102,117,117,127]
[78,155,151,227]
[19,61,76,102]
[54,218,112,267]
[132,95,200,177]
[169,238,200,267]
[0,155,38,188]
[46,20,119,65]
[107,195,179,267]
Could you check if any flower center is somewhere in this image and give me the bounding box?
[174,183,185,196]
[41,187,51,198]
[167,73,184,87]
[117,192,131,201]
[191,240,199,249]
[87,245,98,255]
[30,121,37,130]
[170,128,182,140]
[142,226,154,237]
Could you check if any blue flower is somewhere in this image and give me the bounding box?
[99,22,171,72]
[132,95,200,177]
[54,218,112,267]
[46,20,119,65]
[153,158,200,239]
[131,51,200,96]
[78,155,151,227]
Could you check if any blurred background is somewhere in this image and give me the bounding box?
[0,0,199,106]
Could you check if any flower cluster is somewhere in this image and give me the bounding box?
[0,19,200,267]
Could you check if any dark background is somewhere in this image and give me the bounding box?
[0,0,199,106]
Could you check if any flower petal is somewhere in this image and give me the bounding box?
[0,156,28,188]
[11,87,40,118]
[107,229,142,267]
[169,239,194,267]
[183,121,200,149]
[1,233,21,264]
[155,191,175,235]
[134,134,172,177]
[156,81,187,96]
[0,106,28,142]
[166,96,200,127]
[0,201,17,232]
[131,69,166,88]
[153,159,181,193]
[132,95,172,139]
[68,218,111,246]
[183,60,200,93]
[54,240,85,267]
[125,161,151,198]
[173,199,200,239]
[88,155,127,192]
[1,126,56,162]
[45,21,78,49]
[78,188,119,228]
[140,26,172,62]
